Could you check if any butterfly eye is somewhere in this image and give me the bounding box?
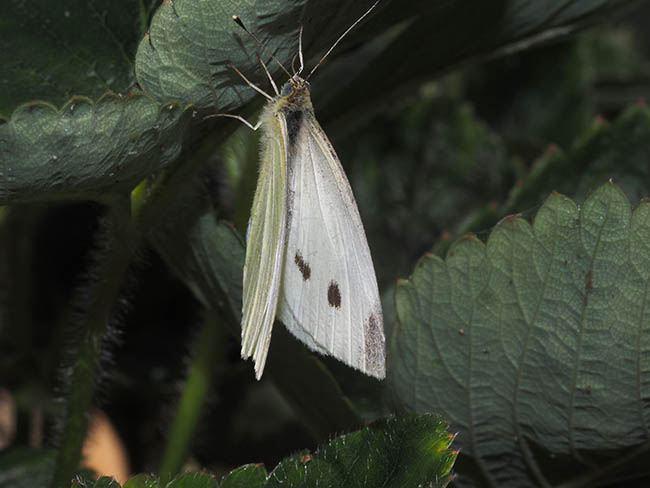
[281,83,293,96]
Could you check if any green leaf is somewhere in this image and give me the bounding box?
[80,475,157,488]
[266,415,456,488]
[1,0,635,204]
[0,95,192,204]
[168,473,217,488]
[218,465,266,488]
[346,94,650,290]
[215,414,456,488]
[0,448,95,488]
[134,0,303,110]
[390,181,650,486]
[90,477,125,488]
[0,448,54,488]
[65,416,455,488]
[1,0,151,117]
[123,473,160,488]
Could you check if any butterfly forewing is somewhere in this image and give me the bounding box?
[241,108,289,379]
[277,114,386,379]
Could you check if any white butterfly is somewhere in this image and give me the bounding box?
[216,2,385,380]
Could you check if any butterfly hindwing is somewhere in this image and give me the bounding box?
[241,110,289,379]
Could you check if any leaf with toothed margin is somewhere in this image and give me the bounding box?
[218,465,267,488]
[133,0,635,118]
[0,0,153,118]
[0,94,193,204]
[134,0,395,111]
[122,473,161,488]
[262,414,456,488]
[2,0,631,118]
[390,181,650,487]
[0,0,638,205]
[76,415,456,488]
[168,473,218,488]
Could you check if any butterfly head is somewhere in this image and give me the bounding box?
[280,76,311,104]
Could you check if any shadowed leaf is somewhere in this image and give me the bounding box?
[390,182,650,486]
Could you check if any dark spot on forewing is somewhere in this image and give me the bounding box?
[327,281,341,308]
[294,251,311,280]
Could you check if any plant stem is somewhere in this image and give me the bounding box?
[159,309,223,484]
[49,125,229,488]
[50,200,135,488]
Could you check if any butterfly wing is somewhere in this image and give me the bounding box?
[241,111,289,380]
[277,115,385,379]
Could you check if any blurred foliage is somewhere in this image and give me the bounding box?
[2,0,650,487]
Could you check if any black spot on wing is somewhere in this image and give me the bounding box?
[327,281,341,308]
[294,251,311,280]
[286,110,303,145]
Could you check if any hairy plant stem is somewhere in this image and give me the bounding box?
[50,199,135,488]
[49,128,226,488]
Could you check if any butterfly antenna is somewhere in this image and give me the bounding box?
[227,61,273,101]
[306,0,381,80]
[256,52,280,95]
[232,15,292,78]
[291,52,299,74]
[296,25,304,75]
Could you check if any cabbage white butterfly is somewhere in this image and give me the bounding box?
[219,2,385,380]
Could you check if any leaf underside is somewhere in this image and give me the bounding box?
[390,181,650,486]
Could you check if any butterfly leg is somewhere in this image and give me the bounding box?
[203,113,262,131]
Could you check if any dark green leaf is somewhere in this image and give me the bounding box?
[122,473,160,488]
[218,465,266,488]
[67,416,455,488]
[0,95,192,203]
[1,0,636,204]
[1,0,151,117]
[88,477,124,488]
[390,182,650,486]
[169,473,217,488]
[0,448,54,488]
[266,415,456,488]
